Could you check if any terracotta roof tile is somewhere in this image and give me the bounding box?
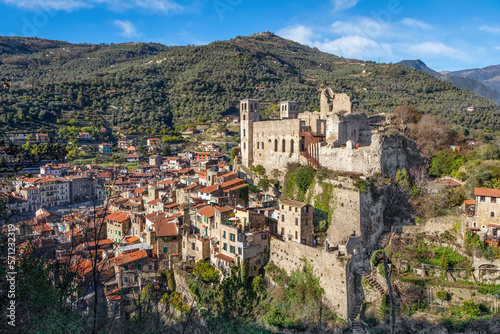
[475,187,500,197]
[196,206,215,218]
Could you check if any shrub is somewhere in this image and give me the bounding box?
[436,289,451,302]
[379,294,390,320]
[193,260,220,284]
[460,300,481,317]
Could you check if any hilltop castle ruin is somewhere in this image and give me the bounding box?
[240,88,420,176]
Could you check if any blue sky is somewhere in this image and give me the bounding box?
[0,0,499,71]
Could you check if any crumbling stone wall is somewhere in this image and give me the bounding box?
[319,134,422,177]
[269,238,355,320]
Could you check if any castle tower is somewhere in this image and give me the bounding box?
[279,101,299,119]
[240,99,260,166]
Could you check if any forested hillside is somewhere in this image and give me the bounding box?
[1,33,499,135]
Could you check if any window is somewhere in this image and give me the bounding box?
[134,275,138,282]
[290,139,294,153]
[230,246,235,254]
[257,142,259,149]
[243,115,246,120]
[138,264,142,270]
[223,231,226,239]
[281,214,285,222]
[223,243,227,251]
[480,196,486,202]
[262,142,264,149]
[230,233,235,242]
[243,129,246,137]
[191,243,195,250]
[305,206,308,213]
[163,246,168,253]
[183,241,185,248]
[274,139,278,152]
[238,247,242,255]
[118,231,121,236]
[124,265,128,271]
[282,139,286,152]
[262,234,267,240]
[295,231,298,239]
[281,228,284,236]
[492,212,495,218]
[492,197,497,203]
[124,276,128,283]
[295,218,298,226]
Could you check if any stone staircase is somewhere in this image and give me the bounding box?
[350,320,365,334]
[362,271,386,295]
[300,151,320,168]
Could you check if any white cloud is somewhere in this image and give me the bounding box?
[1,0,186,13]
[2,0,94,11]
[277,25,314,45]
[495,46,500,51]
[406,42,465,60]
[331,18,392,39]
[331,0,358,12]
[312,35,392,59]
[400,18,432,30]
[479,25,500,34]
[114,19,140,38]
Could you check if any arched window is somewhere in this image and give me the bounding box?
[262,142,264,150]
[243,115,246,121]
[290,139,294,153]
[282,139,286,152]
[257,142,260,149]
[274,139,278,152]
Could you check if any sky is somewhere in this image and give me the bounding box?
[0,0,499,71]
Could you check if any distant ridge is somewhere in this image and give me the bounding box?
[397,59,500,101]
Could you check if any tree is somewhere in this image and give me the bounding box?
[295,166,315,193]
[429,150,466,177]
[253,164,266,176]
[257,178,270,192]
[229,147,237,164]
[193,260,220,284]
[484,177,500,189]
[162,144,171,156]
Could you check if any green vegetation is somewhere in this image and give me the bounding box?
[313,182,336,233]
[192,260,220,284]
[429,150,467,177]
[2,33,500,137]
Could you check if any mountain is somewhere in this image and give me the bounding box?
[396,59,441,77]
[445,64,500,96]
[1,33,500,136]
[397,59,500,101]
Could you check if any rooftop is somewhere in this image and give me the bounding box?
[475,187,500,198]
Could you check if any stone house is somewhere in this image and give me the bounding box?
[278,200,314,246]
[105,211,130,243]
[465,187,500,245]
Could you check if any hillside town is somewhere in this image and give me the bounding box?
[2,89,500,333]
